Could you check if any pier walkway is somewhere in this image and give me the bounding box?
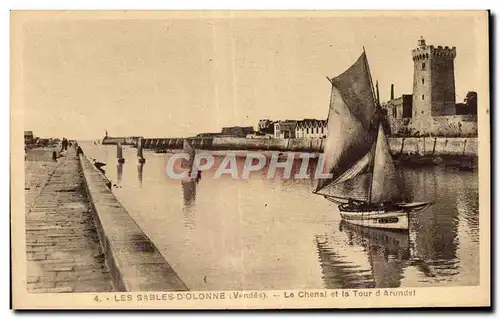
[25,147,114,293]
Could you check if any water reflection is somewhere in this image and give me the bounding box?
[404,167,461,283]
[315,234,375,288]
[137,162,144,187]
[412,204,459,280]
[181,180,197,229]
[117,162,123,184]
[345,222,410,288]
[316,221,410,289]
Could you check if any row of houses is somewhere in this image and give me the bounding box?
[268,119,328,139]
[195,119,328,139]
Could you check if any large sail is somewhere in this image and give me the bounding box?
[315,52,378,192]
[330,144,374,186]
[369,124,403,203]
[326,172,372,202]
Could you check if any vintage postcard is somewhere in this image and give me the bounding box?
[11,10,490,309]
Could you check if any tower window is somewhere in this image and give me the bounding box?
[422,78,425,84]
[422,62,426,70]
[422,94,425,100]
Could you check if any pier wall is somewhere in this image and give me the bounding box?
[388,137,477,156]
[102,136,140,145]
[79,154,188,292]
[388,115,478,137]
[140,136,477,157]
[212,137,289,151]
[101,137,126,145]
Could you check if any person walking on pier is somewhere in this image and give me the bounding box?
[61,137,69,152]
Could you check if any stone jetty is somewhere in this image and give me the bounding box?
[25,147,113,293]
[24,145,188,292]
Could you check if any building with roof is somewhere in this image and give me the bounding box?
[274,120,297,139]
[295,119,328,138]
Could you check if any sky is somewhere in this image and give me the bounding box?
[16,11,487,140]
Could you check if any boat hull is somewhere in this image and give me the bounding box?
[339,209,409,231]
[396,202,433,212]
[339,219,410,250]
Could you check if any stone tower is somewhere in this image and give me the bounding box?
[411,37,456,130]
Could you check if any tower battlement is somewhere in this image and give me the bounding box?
[412,45,456,61]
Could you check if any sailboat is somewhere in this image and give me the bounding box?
[313,49,433,231]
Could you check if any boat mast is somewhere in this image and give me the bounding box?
[363,46,379,204]
[364,47,406,204]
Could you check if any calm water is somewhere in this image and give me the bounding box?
[80,142,479,290]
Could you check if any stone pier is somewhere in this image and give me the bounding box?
[139,136,478,158]
[24,147,114,293]
[79,154,188,292]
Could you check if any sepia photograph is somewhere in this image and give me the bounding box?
[11,10,490,309]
